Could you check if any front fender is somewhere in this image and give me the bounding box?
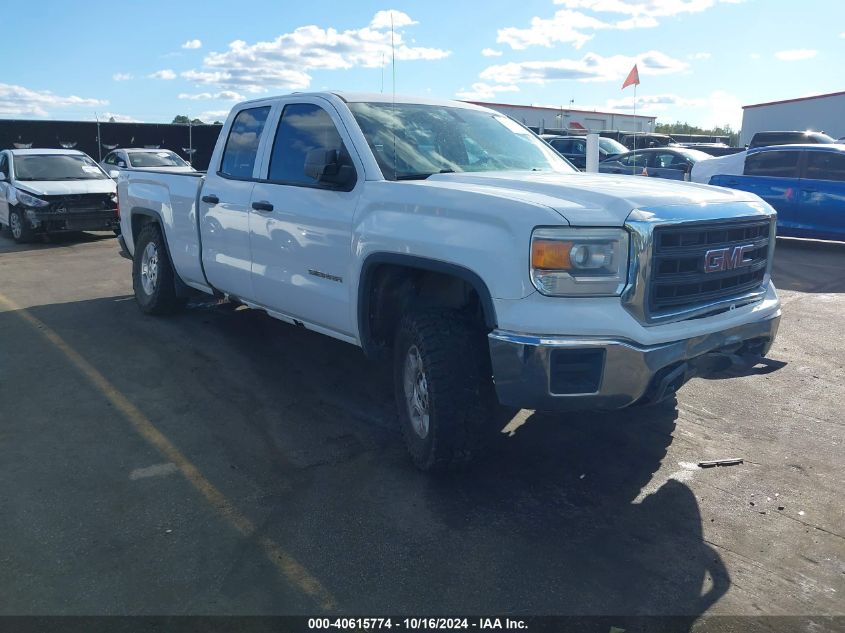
[350,181,566,343]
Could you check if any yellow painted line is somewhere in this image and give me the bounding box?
[0,291,337,611]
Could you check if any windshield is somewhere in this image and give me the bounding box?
[128,151,189,168]
[599,138,627,155]
[13,154,107,181]
[348,103,575,180]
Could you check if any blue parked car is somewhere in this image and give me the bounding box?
[709,144,845,241]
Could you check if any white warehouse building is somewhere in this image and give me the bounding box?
[740,90,845,146]
[466,101,656,134]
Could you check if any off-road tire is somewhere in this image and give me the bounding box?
[393,308,495,471]
[133,223,184,315]
[9,207,34,243]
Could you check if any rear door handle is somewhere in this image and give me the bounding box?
[201,194,219,205]
[251,201,274,212]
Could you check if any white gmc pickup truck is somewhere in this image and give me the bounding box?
[117,92,781,471]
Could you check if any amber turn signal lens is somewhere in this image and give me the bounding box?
[532,239,573,270]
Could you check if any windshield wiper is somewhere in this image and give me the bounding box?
[395,169,455,181]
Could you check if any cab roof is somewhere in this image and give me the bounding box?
[237,91,493,112]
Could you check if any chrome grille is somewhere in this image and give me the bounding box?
[648,219,771,317]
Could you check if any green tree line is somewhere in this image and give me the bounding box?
[655,121,740,146]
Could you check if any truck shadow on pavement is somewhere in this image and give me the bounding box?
[1,294,728,622]
[772,237,845,293]
[0,230,115,253]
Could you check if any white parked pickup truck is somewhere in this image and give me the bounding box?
[117,92,781,471]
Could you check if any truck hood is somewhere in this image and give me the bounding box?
[422,171,759,226]
[14,179,116,196]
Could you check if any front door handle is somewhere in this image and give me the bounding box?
[201,194,219,205]
[252,201,274,212]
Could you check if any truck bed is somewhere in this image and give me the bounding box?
[118,170,210,293]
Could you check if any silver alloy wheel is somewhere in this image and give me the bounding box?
[139,241,159,296]
[10,211,22,240]
[403,345,430,439]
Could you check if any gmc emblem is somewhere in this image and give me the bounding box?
[704,244,755,273]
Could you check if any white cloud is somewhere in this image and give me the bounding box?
[497,10,614,49]
[605,92,706,111]
[750,52,761,59]
[774,49,818,61]
[182,39,202,49]
[178,90,245,101]
[101,112,140,123]
[370,10,417,29]
[112,72,133,81]
[197,110,230,122]
[688,52,711,60]
[182,11,450,93]
[149,69,177,80]
[455,82,520,100]
[554,0,741,17]
[498,0,740,50]
[700,90,742,128]
[482,48,503,57]
[479,50,688,85]
[0,82,106,117]
[603,89,742,128]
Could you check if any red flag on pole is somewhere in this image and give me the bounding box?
[622,64,640,90]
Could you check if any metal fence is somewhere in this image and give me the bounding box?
[0,119,223,170]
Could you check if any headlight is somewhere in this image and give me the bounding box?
[15,189,50,208]
[531,227,630,296]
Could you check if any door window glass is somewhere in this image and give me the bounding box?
[268,103,351,186]
[220,106,271,179]
[620,153,648,168]
[744,150,800,177]
[805,151,845,182]
[550,139,570,153]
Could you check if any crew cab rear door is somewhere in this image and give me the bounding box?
[200,103,275,299]
[711,149,802,228]
[798,149,845,240]
[248,97,363,339]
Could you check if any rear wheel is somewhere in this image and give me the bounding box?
[132,223,184,315]
[393,309,494,471]
[9,207,34,243]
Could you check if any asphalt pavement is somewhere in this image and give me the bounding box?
[0,230,842,622]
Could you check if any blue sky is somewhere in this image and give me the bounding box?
[1,0,843,130]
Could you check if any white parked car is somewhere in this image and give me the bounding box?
[0,149,118,243]
[101,148,194,176]
[117,92,782,471]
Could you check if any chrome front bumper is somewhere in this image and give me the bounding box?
[488,312,781,411]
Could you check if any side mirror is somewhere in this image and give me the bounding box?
[109,170,120,180]
[117,161,127,168]
[304,149,355,188]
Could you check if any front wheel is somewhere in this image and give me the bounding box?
[132,223,184,315]
[393,309,495,471]
[9,207,34,243]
